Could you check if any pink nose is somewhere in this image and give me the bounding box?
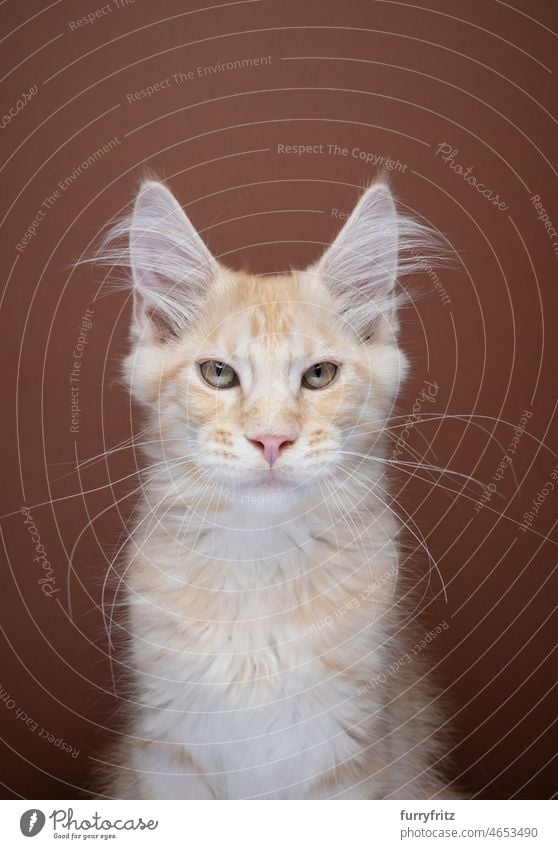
[248,434,294,466]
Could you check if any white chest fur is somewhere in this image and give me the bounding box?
[124,498,398,798]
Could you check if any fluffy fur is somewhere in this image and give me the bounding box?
[95,179,457,799]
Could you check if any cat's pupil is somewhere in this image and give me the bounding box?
[215,363,224,377]
[315,365,322,378]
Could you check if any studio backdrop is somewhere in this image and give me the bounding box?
[0,0,557,799]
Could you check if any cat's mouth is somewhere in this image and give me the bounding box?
[246,467,294,487]
[232,466,304,495]
[203,455,331,496]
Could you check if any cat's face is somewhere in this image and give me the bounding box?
[111,180,433,504]
[134,269,402,499]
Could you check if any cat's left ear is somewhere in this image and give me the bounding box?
[313,182,400,336]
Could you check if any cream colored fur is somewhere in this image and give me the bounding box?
[96,180,456,799]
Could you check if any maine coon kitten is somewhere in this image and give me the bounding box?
[97,178,456,799]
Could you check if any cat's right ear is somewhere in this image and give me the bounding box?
[127,180,219,341]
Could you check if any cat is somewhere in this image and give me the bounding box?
[94,177,458,799]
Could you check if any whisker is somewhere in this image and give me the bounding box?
[335,461,448,605]
[104,463,212,693]
[337,449,489,499]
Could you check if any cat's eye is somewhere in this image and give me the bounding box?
[301,362,338,390]
[199,360,239,389]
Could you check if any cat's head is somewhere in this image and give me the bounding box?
[101,179,440,505]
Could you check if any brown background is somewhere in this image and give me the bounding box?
[1,0,557,799]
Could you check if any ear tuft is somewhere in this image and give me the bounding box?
[314,182,448,337]
[93,180,219,340]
